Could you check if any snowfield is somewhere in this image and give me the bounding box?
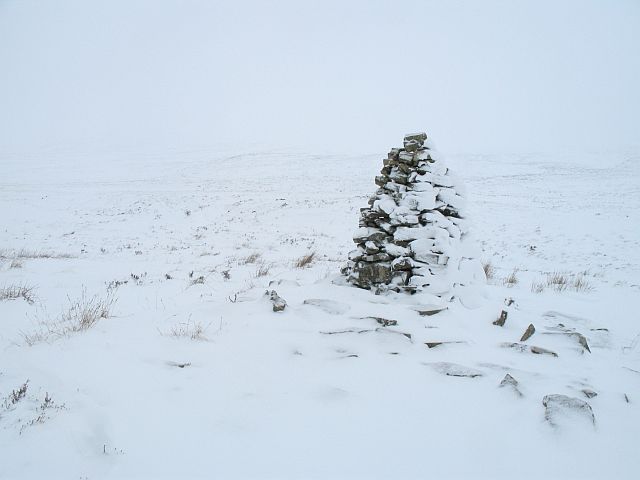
[1,147,639,479]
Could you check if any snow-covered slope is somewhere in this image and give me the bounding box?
[1,148,639,479]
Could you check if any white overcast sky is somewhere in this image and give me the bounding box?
[1,0,638,154]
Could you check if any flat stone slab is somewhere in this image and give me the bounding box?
[427,362,484,378]
[425,341,467,349]
[543,394,595,426]
[416,306,447,316]
[501,342,558,357]
[303,299,351,315]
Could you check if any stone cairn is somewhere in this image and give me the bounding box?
[342,132,482,298]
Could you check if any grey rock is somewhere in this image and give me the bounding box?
[520,323,536,342]
[499,374,523,397]
[581,389,598,399]
[403,140,420,152]
[493,310,508,327]
[403,132,428,144]
[351,262,392,287]
[500,373,518,387]
[417,306,447,316]
[543,331,591,353]
[365,316,398,327]
[500,342,559,357]
[542,394,595,426]
[266,290,287,312]
[530,345,558,357]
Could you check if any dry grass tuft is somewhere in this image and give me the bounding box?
[253,262,271,278]
[482,261,495,280]
[0,284,37,304]
[503,268,519,287]
[534,272,594,293]
[167,319,210,341]
[572,273,593,292]
[0,249,74,260]
[546,272,569,292]
[2,380,29,409]
[531,281,545,294]
[294,251,316,269]
[241,252,262,265]
[20,289,116,346]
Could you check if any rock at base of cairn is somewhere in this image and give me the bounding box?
[342,132,484,298]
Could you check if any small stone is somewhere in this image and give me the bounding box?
[266,290,287,312]
[374,175,388,187]
[366,316,397,327]
[581,389,598,399]
[493,310,508,327]
[520,323,536,342]
[500,373,518,387]
[500,343,558,357]
[425,341,466,349]
[530,345,558,357]
[417,306,447,316]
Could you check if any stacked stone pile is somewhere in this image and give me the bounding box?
[342,132,483,298]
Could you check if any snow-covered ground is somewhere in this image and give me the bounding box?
[1,147,639,479]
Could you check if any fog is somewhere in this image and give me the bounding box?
[1,0,638,155]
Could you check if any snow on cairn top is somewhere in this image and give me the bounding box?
[342,132,485,303]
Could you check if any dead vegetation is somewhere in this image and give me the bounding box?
[482,261,495,280]
[0,284,37,304]
[546,272,593,292]
[20,289,116,346]
[531,272,594,293]
[530,281,545,294]
[2,380,29,409]
[164,318,210,341]
[0,249,74,260]
[503,268,519,287]
[253,262,271,278]
[294,251,316,269]
[240,252,262,265]
[9,259,23,269]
